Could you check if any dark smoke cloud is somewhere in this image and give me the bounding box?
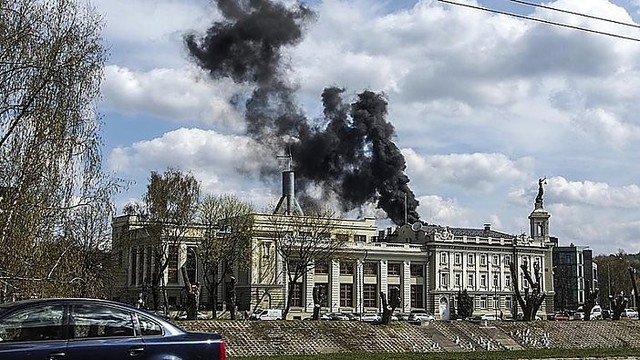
[185,0,420,225]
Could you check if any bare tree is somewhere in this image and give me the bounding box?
[197,194,254,319]
[269,208,347,320]
[583,280,599,321]
[510,261,546,321]
[380,287,401,324]
[180,266,200,320]
[610,291,628,320]
[0,0,121,300]
[142,168,200,312]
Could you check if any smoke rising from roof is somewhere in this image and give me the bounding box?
[184,0,420,225]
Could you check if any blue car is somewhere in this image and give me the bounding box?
[0,298,225,360]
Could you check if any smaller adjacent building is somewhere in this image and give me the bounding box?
[552,243,594,311]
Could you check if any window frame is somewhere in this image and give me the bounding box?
[339,262,354,275]
[363,262,378,276]
[387,262,402,276]
[70,303,136,340]
[340,283,353,307]
[0,303,66,342]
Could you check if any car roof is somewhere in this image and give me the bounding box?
[0,298,186,335]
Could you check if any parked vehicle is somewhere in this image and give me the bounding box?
[176,311,209,320]
[360,313,381,322]
[0,298,226,360]
[553,311,571,321]
[622,308,639,319]
[574,305,602,320]
[408,311,435,321]
[254,309,282,320]
[479,313,498,321]
[320,313,350,321]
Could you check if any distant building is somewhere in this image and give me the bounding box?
[552,243,594,311]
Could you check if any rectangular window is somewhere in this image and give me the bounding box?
[288,260,299,275]
[468,274,474,288]
[314,283,329,307]
[145,247,152,284]
[340,284,353,307]
[186,247,197,284]
[340,262,354,275]
[480,254,487,266]
[480,295,487,309]
[363,262,378,276]
[468,254,475,265]
[455,273,461,288]
[290,282,303,307]
[480,274,487,288]
[505,274,511,288]
[388,262,401,276]
[354,234,366,242]
[454,253,462,265]
[492,255,499,266]
[135,248,144,286]
[411,285,424,308]
[505,296,512,310]
[505,255,511,266]
[440,273,448,288]
[130,248,137,285]
[335,233,349,242]
[315,261,329,274]
[440,252,448,264]
[493,295,499,309]
[493,274,499,288]
[167,245,178,284]
[410,264,424,277]
[363,284,377,307]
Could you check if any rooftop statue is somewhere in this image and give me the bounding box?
[536,177,546,203]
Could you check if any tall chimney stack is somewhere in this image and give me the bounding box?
[273,169,304,216]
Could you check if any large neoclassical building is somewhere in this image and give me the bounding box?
[111,172,555,319]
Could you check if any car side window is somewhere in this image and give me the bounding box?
[137,314,163,336]
[0,304,65,342]
[71,304,135,339]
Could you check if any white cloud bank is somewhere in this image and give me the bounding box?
[99,0,640,255]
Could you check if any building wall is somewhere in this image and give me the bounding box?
[553,245,593,311]
[111,206,555,319]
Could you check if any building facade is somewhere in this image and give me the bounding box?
[110,174,556,319]
[552,244,594,311]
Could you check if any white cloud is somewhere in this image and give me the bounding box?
[417,194,471,226]
[101,65,246,131]
[94,0,217,69]
[548,176,640,208]
[403,149,533,192]
[98,0,640,255]
[108,128,276,197]
[572,108,640,147]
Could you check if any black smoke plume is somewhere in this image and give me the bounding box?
[185,0,420,225]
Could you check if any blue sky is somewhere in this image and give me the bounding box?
[94,0,640,255]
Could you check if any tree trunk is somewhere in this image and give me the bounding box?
[181,266,199,320]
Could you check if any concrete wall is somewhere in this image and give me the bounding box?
[181,319,640,358]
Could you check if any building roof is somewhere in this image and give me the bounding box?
[421,224,514,239]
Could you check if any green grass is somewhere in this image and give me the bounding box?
[232,347,640,360]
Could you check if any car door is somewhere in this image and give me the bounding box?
[0,303,67,360]
[65,303,146,360]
